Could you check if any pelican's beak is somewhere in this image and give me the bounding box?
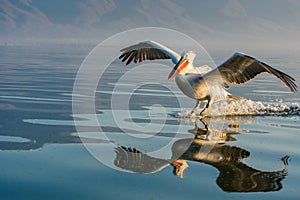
[168,57,189,80]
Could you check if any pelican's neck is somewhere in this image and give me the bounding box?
[175,73,195,99]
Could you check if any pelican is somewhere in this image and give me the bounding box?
[119,40,297,115]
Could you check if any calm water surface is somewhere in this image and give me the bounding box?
[0,45,300,200]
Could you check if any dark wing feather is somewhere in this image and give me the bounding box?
[217,52,297,93]
[119,40,180,65]
[114,146,170,174]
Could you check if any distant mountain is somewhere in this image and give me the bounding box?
[0,0,299,49]
[0,0,52,32]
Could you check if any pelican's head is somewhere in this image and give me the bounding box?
[171,160,189,178]
[168,51,196,80]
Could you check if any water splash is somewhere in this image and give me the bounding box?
[179,99,300,117]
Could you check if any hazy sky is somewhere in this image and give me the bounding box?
[1,0,299,51]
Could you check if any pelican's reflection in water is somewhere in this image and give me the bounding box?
[114,118,289,192]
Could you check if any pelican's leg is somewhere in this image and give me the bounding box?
[191,100,201,114]
[194,118,208,139]
[200,118,208,130]
[200,96,211,115]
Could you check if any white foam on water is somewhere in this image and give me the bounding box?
[179,99,300,117]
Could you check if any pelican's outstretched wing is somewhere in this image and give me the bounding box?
[114,146,170,174]
[214,52,297,93]
[119,40,181,65]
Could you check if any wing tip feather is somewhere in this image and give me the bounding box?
[220,52,298,94]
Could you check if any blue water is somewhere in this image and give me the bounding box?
[0,45,300,200]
